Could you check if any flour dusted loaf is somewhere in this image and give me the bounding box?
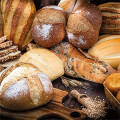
[52,42,116,84]
[0,62,53,111]
[66,0,102,49]
[32,5,66,48]
[1,0,36,50]
[19,48,64,81]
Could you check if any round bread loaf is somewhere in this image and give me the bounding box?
[105,73,120,94]
[0,62,53,111]
[32,5,66,48]
[116,91,120,102]
[66,0,102,49]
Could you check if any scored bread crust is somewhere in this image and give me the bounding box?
[52,42,116,84]
[0,62,53,111]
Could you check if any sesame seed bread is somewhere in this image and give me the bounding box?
[0,62,53,111]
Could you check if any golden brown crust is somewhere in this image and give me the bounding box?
[105,73,120,94]
[10,0,28,41]
[0,62,53,111]
[52,42,116,83]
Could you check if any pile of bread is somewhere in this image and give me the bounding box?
[0,0,120,111]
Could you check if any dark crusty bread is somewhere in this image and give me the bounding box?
[0,51,21,63]
[98,2,120,14]
[32,5,66,48]
[66,0,102,49]
[52,42,116,84]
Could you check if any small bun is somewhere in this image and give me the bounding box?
[116,91,120,102]
[0,62,53,111]
[32,5,66,48]
[105,73,120,94]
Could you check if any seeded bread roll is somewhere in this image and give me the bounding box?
[32,5,66,48]
[0,62,53,111]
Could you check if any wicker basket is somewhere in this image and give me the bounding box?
[104,83,120,111]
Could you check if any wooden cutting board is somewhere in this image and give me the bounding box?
[0,88,86,120]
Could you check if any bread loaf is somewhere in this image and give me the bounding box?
[32,5,66,48]
[1,0,36,50]
[116,91,120,102]
[105,73,120,94]
[52,42,116,84]
[0,62,53,111]
[88,35,120,69]
[19,48,64,81]
[66,0,102,49]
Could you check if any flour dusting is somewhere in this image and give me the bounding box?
[4,79,28,99]
[35,24,53,40]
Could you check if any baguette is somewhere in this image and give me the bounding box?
[52,42,116,84]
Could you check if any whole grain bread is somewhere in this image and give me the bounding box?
[52,42,116,84]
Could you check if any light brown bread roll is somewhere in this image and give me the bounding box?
[19,48,64,81]
[0,62,53,111]
[1,0,36,50]
[66,0,102,49]
[32,5,66,48]
[116,91,120,102]
[88,35,120,69]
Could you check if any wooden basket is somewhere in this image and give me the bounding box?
[104,83,120,111]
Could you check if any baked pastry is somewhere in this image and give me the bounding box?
[0,3,3,37]
[1,0,36,50]
[99,2,120,35]
[88,35,120,69]
[105,73,120,94]
[52,42,116,84]
[66,0,102,49]
[58,0,76,14]
[32,5,66,48]
[116,91,120,102]
[0,62,53,111]
[0,36,21,63]
[19,48,64,81]
[118,64,120,72]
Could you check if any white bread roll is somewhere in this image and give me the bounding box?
[0,62,53,111]
[88,35,120,68]
[19,48,64,81]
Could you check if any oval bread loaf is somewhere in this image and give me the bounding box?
[0,62,53,111]
[1,0,36,50]
[19,48,64,81]
[88,35,120,69]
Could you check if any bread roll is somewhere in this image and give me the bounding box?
[105,73,120,94]
[66,0,102,49]
[32,5,66,48]
[0,62,53,111]
[19,48,64,81]
[1,0,36,50]
[116,91,120,102]
[52,42,116,84]
[88,35,120,69]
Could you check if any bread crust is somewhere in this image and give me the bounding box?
[0,62,53,111]
[52,42,116,84]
